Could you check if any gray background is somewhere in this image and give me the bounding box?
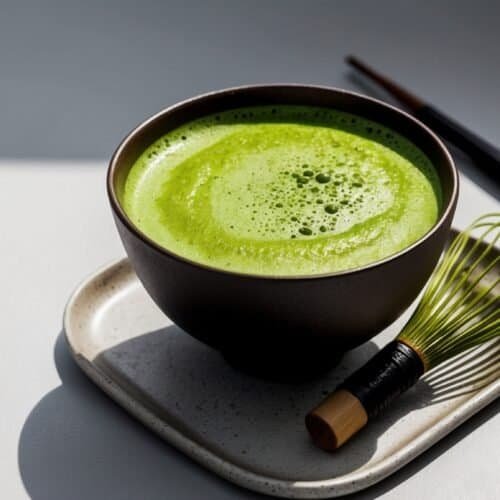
[2,1,499,499]
[1,0,499,160]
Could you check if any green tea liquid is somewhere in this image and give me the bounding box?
[122,106,441,275]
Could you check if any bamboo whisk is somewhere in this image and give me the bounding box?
[306,214,499,451]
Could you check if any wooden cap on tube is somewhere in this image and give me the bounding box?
[305,389,368,451]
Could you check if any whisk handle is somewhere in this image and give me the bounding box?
[306,341,424,451]
[342,341,424,418]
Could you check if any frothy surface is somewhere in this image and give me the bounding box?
[122,106,441,275]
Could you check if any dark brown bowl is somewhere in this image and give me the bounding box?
[107,85,458,381]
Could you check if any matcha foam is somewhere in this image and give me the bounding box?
[122,105,442,275]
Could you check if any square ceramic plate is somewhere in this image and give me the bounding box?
[64,257,499,498]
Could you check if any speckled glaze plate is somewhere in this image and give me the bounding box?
[64,258,500,498]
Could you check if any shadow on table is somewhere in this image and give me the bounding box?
[18,332,499,500]
[17,332,265,500]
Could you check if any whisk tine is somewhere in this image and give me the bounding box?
[399,214,499,369]
[422,218,498,311]
[429,261,499,335]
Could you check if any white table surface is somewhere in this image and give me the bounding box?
[1,159,499,499]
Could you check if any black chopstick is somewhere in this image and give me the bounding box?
[346,55,500,187]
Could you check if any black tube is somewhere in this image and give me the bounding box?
[340,341,424,418]
[416,105,500,184]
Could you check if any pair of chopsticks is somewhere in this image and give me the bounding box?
[346,56,499,189]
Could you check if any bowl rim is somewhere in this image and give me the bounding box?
[107,83,459,281]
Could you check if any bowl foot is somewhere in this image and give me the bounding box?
[222,349,343,383]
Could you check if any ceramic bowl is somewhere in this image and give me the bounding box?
[107,85,458,380]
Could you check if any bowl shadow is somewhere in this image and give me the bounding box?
[17,329,499,500]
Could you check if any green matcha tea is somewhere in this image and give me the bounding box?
[122,106,441,275]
